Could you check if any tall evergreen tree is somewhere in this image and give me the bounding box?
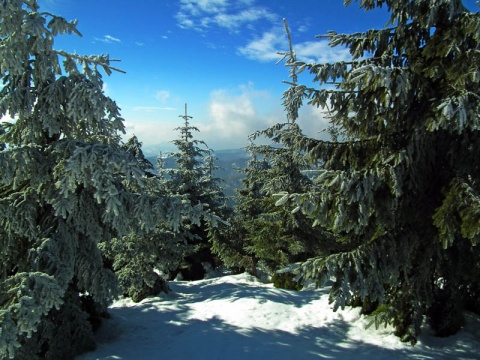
[211,136,336,277]
[210,143,269,276]
[245,140,332,273]
[0,3,202,358]
[159,104,228,280]
[269,0,480,343]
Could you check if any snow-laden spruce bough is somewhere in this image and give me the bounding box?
[1,0,480,359]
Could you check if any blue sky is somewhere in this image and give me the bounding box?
[39,0,478,152]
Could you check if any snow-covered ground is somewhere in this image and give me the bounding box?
[77,273,480,360]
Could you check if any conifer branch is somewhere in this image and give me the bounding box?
[283,18,297,86]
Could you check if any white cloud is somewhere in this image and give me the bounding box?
[155,90,171,104]
[213,8,277,31]
[94,35,121,44]
[123,85,332,150]
[237,26,287,62]
[102,82,110,96]
[297,105,332,141]
[123,85,275,151]
[196,84,277,149]
[123,120,178,150]
[295,41,351,64]
[176,0,277,32]
[238,26,351,64]
[178,0,228,18]
[297,25,309,33]
[132,106,176,112]
[177,15,194,29]
[194,84,331,149]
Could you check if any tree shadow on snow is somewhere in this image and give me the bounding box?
[77,278,480,360]
[86,314,393,359]
[168,278,324,308]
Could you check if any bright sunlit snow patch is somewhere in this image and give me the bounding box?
[77,273,480,360]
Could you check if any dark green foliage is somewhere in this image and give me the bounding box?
[17,289,98,360]
[209,145,267,276]
[122,272,170,303]
[269,0,480,344]
[349,296,378,316]
[0,124,5,151]
[428,287,464,337]
[464,283,480,315]
[209,215,256,274]
[211,138,335,276]
[103,230,178,302]
[272,272,302,291]
[101,117,222,301]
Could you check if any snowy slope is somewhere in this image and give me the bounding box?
[77,273,480,360]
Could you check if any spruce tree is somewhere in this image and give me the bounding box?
[263,129,343,266]
[211,137,335,277]
[270,0,480,343]
[159,104,228,280]
[244,140,332,273]
[210,144,268,276]
[0,2,202,358]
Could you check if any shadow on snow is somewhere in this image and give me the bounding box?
[77,276,480,360]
